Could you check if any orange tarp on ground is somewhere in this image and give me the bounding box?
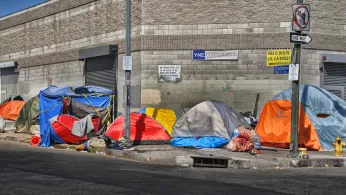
[0,101,25,121]
[255,100,322,151]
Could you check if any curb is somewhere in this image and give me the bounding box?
[0,135,31,144]
[274,157,346,168]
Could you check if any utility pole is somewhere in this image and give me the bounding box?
[123,0,132,148]
[289,0,310,157]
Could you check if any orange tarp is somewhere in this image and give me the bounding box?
[255,100,322,151]
[0,101,25,121]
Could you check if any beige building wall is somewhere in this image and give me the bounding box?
[0,0,346,115]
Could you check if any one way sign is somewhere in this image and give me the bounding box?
[290,32,312,44]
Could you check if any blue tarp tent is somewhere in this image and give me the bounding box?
[39,85,114,147]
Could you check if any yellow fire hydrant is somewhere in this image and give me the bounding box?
[332,137,346,157]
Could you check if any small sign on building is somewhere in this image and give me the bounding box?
[288,64,300,81]
[122,56,132,71]
[274,65,289,74]
[158,65,181,83]
[193,50,239,60]
[266,49,292,66]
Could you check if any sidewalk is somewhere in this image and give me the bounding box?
[1,132,345,169]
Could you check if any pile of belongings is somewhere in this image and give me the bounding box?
[226,126,254,152]
[240,111,258,129]
[15,85,115,147]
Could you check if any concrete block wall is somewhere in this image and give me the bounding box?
[141,50,291,115]
[18,61,84,100]
[0,0,143,65]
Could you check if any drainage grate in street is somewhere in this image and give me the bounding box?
[191,156,228,168]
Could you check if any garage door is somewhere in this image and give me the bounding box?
[0,67,18,101]
[323,63,346,100]
[85,55,116,92]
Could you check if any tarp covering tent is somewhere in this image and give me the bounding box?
[15,96,40,132]
[0,99,25,121]
[171,100,250,148]
[68,99,109,119]
[105,113,171,145]
[39,85,114,147]
[138,107,176,135]
[255,85,346,151]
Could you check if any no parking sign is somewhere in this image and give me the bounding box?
[292,4,310,31]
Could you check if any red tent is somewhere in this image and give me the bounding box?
[105,113,171,145]
[51,115,100,144]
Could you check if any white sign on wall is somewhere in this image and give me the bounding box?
[193,50,239,60]
[158,65,181,83]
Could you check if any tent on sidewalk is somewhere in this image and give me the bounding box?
[0,96,25,132]
[171,100,250,148]
[42,115,100,145]
[39,85,114,147]
[255,85,346,151]
[15,96,40,132]
[105,113,171,145]
[138,107,176,135]
[0,97,25,121]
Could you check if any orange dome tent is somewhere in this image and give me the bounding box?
[255,85,346,151]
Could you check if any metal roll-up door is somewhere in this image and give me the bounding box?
[1,67,18,101]
[323,63,346,100]
[85,55,116,92]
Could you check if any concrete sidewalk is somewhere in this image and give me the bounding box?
[1,132,345,169]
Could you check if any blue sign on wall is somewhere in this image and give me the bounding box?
[274,65,289,74]
[192,50,206,60]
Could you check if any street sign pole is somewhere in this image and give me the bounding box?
[124,0,132,148]
[289,0,307,158]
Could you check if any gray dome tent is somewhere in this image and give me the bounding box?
[171,100,249,148]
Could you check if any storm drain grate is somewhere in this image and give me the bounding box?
[192,156,228,168]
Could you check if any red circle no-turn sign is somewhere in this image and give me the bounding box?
[292,4,310,31]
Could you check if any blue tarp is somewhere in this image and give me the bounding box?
[39,85,113,147]
[39,94,64,147]
[40,85,75,97]
[74,86,114,95]
[40,121,66,147]
[138,108,146,114]
[272,84,346,151]
[171,137,229,148]
[73,96,111,108]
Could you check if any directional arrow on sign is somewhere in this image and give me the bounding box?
[290,32,312,44]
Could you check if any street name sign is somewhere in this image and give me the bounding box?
[192,50,239,60]
[290,32,312,44]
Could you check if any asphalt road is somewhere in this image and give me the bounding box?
[0,141,345,195]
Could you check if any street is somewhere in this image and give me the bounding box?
[0,141,344,195]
